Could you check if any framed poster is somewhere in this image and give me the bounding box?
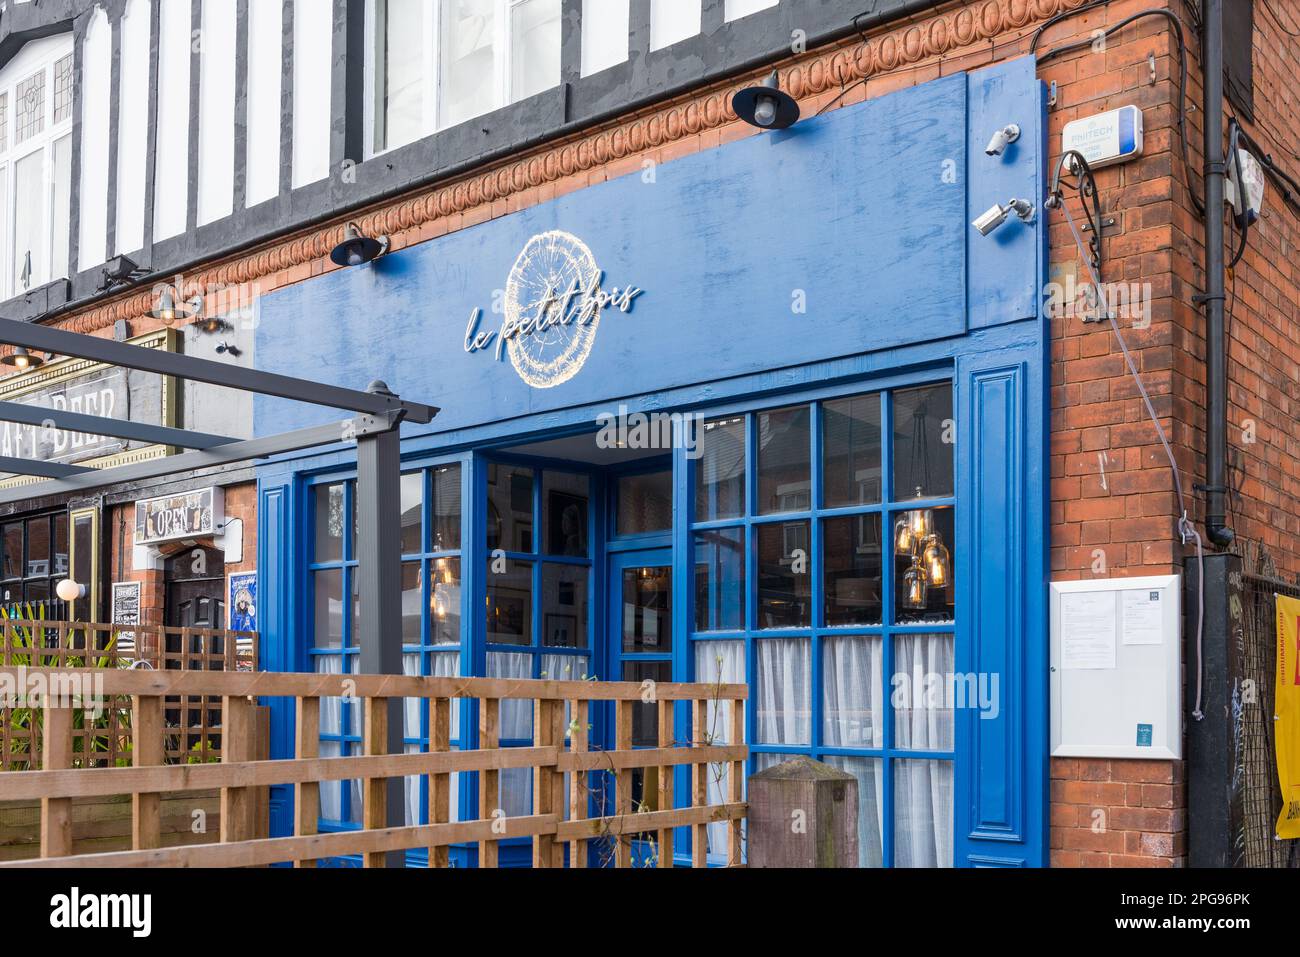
[110,581,141,654]
[228,571,257,632]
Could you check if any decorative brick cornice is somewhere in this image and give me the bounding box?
[61,0,1088,337]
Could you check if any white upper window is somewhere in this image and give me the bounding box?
[0,34,73,298]
[366,0,562,157]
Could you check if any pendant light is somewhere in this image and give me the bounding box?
[1,347,44,370]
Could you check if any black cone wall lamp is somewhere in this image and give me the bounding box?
[330,223,390,267]
[733,70,800,130]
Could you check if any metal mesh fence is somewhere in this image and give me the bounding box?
[1237,544,1300,867]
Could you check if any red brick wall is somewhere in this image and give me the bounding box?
[2,0,1293,867]
[108,481,257,630]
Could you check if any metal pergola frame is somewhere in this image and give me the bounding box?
[0,316,430,860]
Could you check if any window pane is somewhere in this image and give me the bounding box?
[431,464,461,552]
[486,558,532,645]
[823,393,882,508]
[430,557,461,645]
[542,471,589,557]
[824,755,884,867]
[15,69,45,143]
[541,651,587,682]
[893,634,955,751]
[695,416,745,522]
[893,506,954,624]
[441,0,496,129]
[64,513,81,586]
[487,650,532,739]
[51,134,72,280]
[26,517,49,578]
[374,0,425,152]
[0,93,8,152]
[2,523,21,579]
[650,0,700,50]
[693,527,744,632]
[757,405,810,515]
[510,0,561,102]
[14,149,44,291]
[892,384,954,499]
[823,636,882,748]
[621,564,671,653]
[616,470,672,535]
[581,0,628,76]
[622,660,670,746]
[541,562,587,647]
[314,482,346,563]
[756,521,810,629]
[400,472,423,555]
[893,759,953,867]
[694,638,744,859]
[487,463,533,553]
[314,568,343,648]
[755,638,810,745]
[53,53,74,124]
[823,515,882,626]
[400,561,422,643]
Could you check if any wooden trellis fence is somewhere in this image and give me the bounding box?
[0,667,746,867]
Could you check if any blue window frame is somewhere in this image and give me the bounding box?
[685,381,957,867]
[306,461,466,853]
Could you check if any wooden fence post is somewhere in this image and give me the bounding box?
[614,700,633,868]
[429,696,451,868]
[41,705,74,858]
[656,698,674,867]
[132,695,163,850]
[691,698,708,867]
[220,695,255,845]
[533,698,563,867]
[478,697,500,868]
[362,696,390,868]
[295,696,319,867]
[746,756,858,868]
[568,698,588,868]
[728,695,745,866]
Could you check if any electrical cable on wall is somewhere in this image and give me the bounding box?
[1045,150,1209,720]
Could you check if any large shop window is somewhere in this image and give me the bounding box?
[692,382,956,867]
[309,464,464,831]
[485,463,591,818]
[1,512,69,615]
[366,0,561,156]
[0,37,74,299]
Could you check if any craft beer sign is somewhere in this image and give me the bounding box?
[135,487,224,545]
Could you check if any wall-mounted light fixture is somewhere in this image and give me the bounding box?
[56,578,87,603]
[732,70,800,130]
[971,197,1035,236]
[1,347,44,371]
[149,286,197,325]
[330,223,390,267]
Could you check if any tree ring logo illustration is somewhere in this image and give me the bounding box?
[464,230,644,389]
[505,232,601,388]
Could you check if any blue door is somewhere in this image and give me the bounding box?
[604,547,673,866]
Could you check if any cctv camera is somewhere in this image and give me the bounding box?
[972,198,1035,235]
[972,203,1010,236]
[984,123,1021,157]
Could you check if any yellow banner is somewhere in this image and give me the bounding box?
[1275,594,1300,840]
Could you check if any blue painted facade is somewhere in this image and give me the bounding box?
[254,56,1049,867]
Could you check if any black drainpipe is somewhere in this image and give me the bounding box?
[1200,0,1235,548]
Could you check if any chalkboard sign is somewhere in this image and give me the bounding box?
[111,581,141,654]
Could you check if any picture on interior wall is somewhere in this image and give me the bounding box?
[488,589,528,642]
[544,612,577,648]
[547,490,588,556]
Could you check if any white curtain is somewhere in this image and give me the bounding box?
[402,652,463,827]
[694,641,745,861]
[756,639,810,745]
[822,637,884,867]
[487,651,532,818]
[315,655,344,822]
[892,634,954,867]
